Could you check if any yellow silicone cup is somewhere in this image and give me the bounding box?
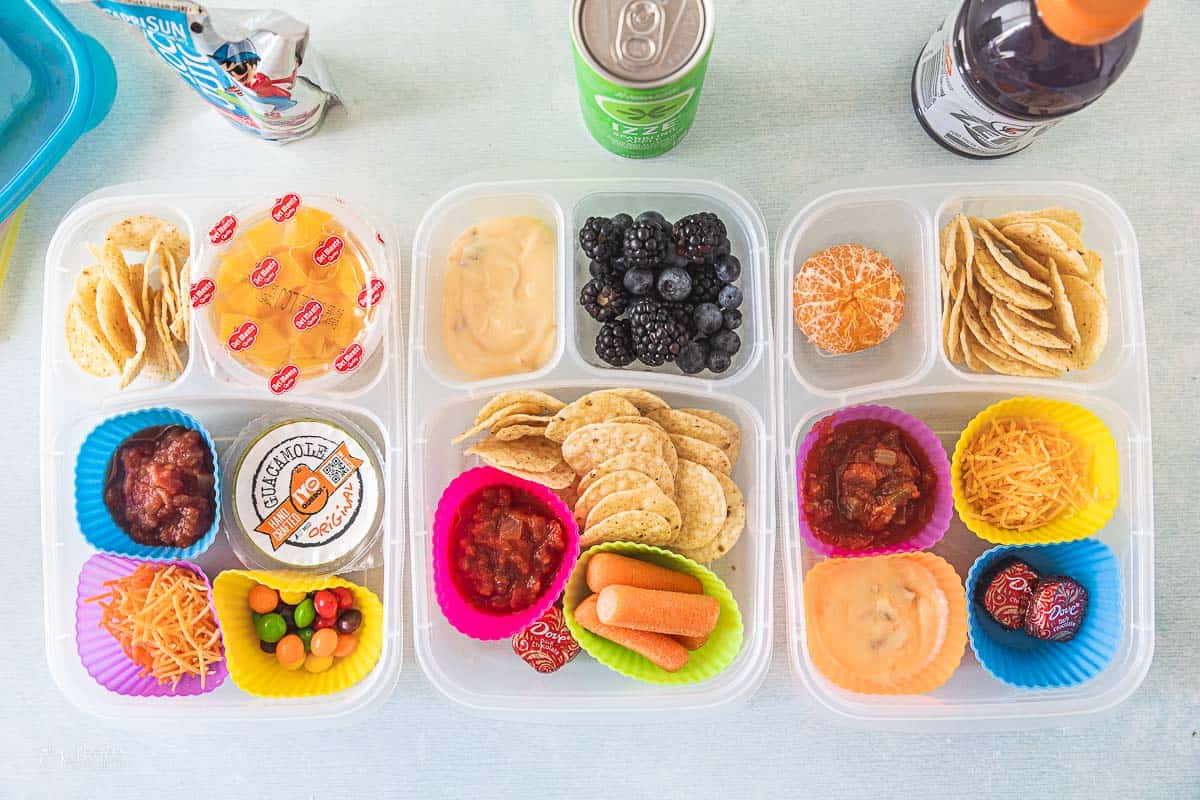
[212,570,383,698]
[804,552,967,695]
[951,397,1120,545]
[562,542,743,686]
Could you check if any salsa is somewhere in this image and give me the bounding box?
[802,419,936,551]
[104,426,215,548]
[451,486,566,614]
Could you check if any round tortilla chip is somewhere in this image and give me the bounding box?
[677,408,741,467]
[545,391,640,443]
[561,421,674,476]
[990,303,1074,371]
[573,470,662,527]
[579,509,673,548]
[605,388,670,414]
[492,424,551,442]
[576,453,675,498]
[670,460,727,550]
[668,433,731,476]
[647,409,732,452]
[1061,274,1109,369]
[676,470,746,563]
[1000,221,1088,278]
[466,435,566,473]
[1047,259,1081,348]
[585,487,681,535]
[454,401,553,444]
[490,462,577,490]
[976,224,1052,294]
[993,301,1071,350]
[474,391,565,424]
[974,247,1053,311]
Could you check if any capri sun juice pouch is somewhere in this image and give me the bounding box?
[84,0,339,142]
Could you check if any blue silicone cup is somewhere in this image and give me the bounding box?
[965,540,1122,689]
[75,407,221,560]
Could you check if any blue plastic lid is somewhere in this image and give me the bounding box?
[0,0,116,222]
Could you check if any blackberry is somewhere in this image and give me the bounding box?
[663,300,698,336]
[579,216,623,262]
[623,220,672,269]
[628,298,690,366]
[687,263,722,303]
[579,277,628,322]
[588,259,614,279]
[594,319,636,366]
[673,212,727,264]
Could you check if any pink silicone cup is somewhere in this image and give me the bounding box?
[75,553,228,697]
[795,404,954,558]
[433,466,580,641]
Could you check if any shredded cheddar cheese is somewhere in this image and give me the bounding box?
[85,563,223,690]
[961,417,1092,531]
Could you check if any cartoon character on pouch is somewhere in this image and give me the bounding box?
[212,38,297,115]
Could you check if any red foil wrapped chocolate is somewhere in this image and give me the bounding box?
[1024,576,1089,642]
[512,605,580,673]
[980,559,1040,630]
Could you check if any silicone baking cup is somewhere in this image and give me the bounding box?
[562,542,743,686]
[951,397,1119,545]
[74,407,221,560]
[796,405,953,557]
[75,554,227,697]
[803,552,967,695]
[433,466,580,641]
[966,540,1122,689]
[212,570,384,698]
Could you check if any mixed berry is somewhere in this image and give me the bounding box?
[577,211,744,375]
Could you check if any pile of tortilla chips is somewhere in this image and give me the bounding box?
[452,387,747,564]
[939,207,1109,378]
[64,215,191,388]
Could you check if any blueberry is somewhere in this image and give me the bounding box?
[722,308,743,330]
[609,255,629,274]
[611,213,634,229]
[676,341,708,375]
[710,329,741,355]
[693,302,724,335]
[714,254,741,283]
[717,284,743,310]
[656,267,693,302]
[589,259,611,279]
[623,267,655,296]
[715,237,732,258]
[707,349,732,373]
[665,249,691,269]
[636,211,670,231]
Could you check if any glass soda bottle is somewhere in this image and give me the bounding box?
[912,0,1148,158]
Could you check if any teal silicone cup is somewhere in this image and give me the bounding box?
[966,540,1122,689]
[75,407,221,560]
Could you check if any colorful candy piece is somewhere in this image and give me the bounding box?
[314,589,339,619]
[511,605,580,674]
[310,627,339,658]
[248,583,280,613]
[333,633,359,658]
[275,634,305,667]
[294,597,316,628]
[334,586,355,611]
[255,612,287,643]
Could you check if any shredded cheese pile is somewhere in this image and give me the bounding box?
[86,563,223,689]
[961,417,1092,531]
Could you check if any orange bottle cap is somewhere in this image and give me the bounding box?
[1037,0,1148,46]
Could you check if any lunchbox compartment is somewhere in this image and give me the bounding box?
[409,383,773,715]
[410,187,569,391]
[44,395,403,721]
[784,388,1151,728]
[570,189,767,386]
[934,184,1136,388]
[778,195,936,397]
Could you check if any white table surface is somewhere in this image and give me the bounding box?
[3,1,1197,797]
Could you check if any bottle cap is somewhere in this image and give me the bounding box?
[1037,0,1148,46]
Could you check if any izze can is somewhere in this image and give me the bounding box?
[571,0,715,159]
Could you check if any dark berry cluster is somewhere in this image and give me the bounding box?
[577,210,744,375]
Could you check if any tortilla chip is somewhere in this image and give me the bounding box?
[646,409,731,451]
[561,421,674,476]
[676,408,741,467]
[974,247,1053,310]
[585,487,681,535]
[1061,274,1109,369]
[574,470,662,527]
[993,301,1071,350]
[976,223,1052,295]
[576,453,675,498]
[466,435,566,473]
[668,433,732,476]
[579,509,674,548]
[64,302,118,377]
[669,460,726,550]
[545,391,641,443]
[1000,221,1088,278]
[453,401,553,444]
[473,391,565,424]
[675,470,745,563]
[1047,259,1081,347]
[605,388,670,414]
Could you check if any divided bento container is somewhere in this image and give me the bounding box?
[408,177,776,718]
[776,175,1154,731]
[39,186,404,723]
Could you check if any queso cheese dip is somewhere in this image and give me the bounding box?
[441,216,557,379]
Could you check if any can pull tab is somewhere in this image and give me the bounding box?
[613,0,681,67]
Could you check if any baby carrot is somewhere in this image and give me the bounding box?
[586,553,703,595]
[595,585,720,638]
[574,595,689,673]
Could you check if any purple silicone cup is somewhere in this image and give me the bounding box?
[795,404,954,558]
[433,466,580,641]
[75,553,227,697]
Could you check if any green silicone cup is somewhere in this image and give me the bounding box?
[562,542,744,686]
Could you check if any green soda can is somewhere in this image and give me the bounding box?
[571,0,715,159]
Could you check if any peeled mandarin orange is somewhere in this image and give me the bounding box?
[792,243,905,354]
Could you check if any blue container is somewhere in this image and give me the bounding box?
[75,407,222,561]
[966,540,1122,690]
[0,0,116,276]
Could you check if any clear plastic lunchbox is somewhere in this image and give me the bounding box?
[407,174,777,719]
[775,171,1153,731]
